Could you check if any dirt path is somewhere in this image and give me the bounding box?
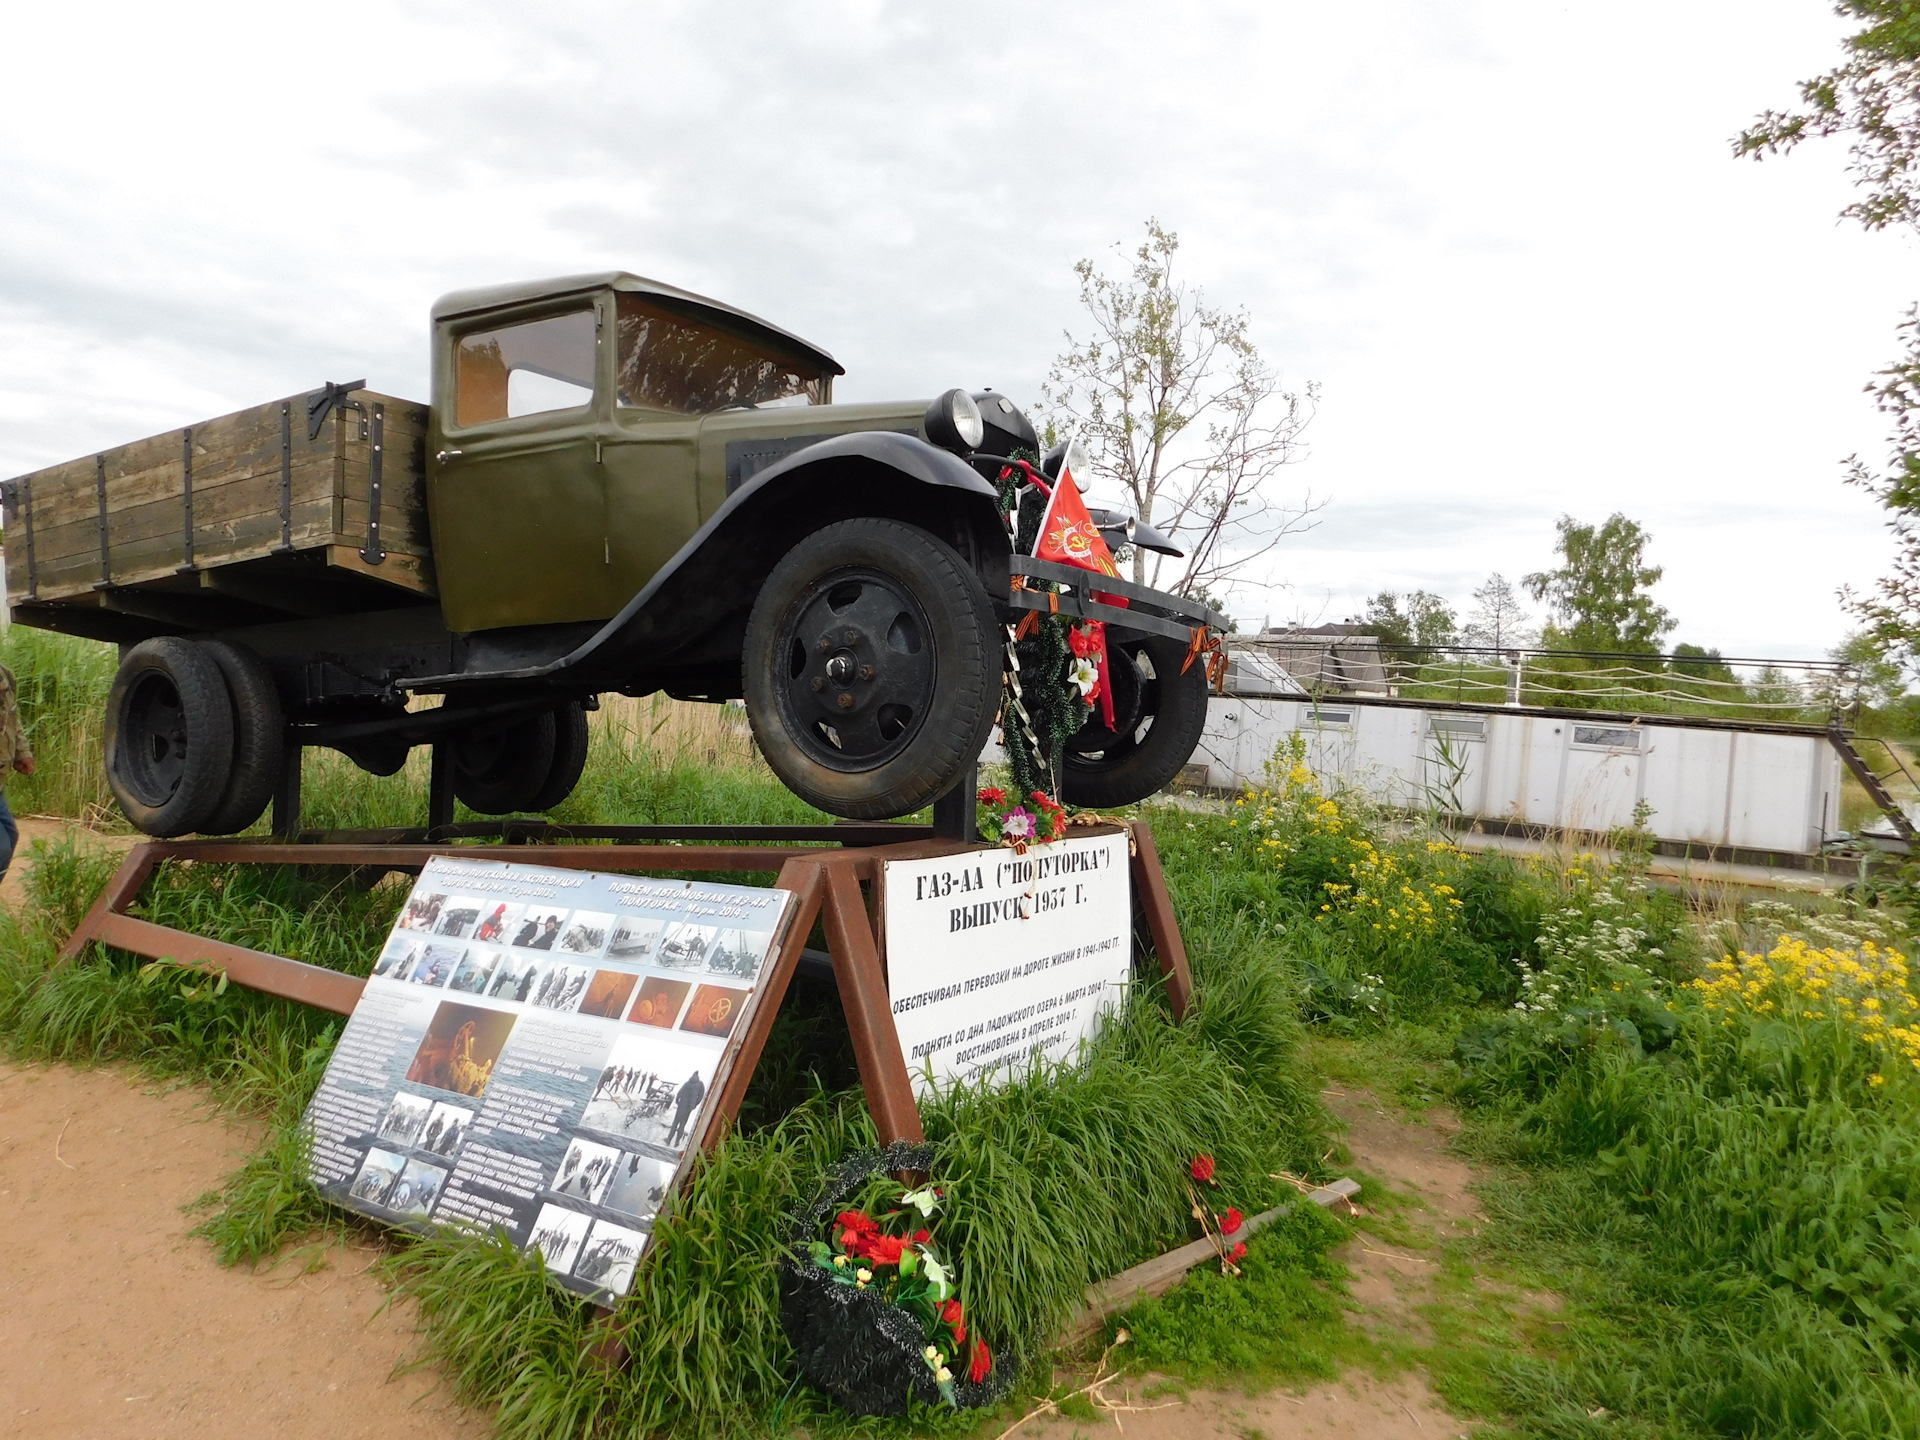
[0,1061,488,1440]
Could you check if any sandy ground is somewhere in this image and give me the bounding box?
[0,822,1488,1439]
[0,1061,490,1440]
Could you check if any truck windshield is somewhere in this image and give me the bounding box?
[455,308,596,428]
[616,293,828,413]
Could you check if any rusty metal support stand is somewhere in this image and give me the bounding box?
[271,744,302,838]
[930,762,977,843]
[53,821,1189,1173]
[427,742,454,833]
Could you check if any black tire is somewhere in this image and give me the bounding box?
[104,637,236,837]
[526,701,591,813]
[448,708,557,814]
[743,519,999,820]
[1058,632,1210,808]
[198,639,285,835]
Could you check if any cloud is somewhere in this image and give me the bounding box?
[0,0,1906,656]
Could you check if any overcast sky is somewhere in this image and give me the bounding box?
[2,0,1911,659]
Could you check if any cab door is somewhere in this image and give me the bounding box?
[427,296,619,632]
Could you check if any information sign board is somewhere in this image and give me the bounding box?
[301,855,791,1303]
[883,831,1131,1097]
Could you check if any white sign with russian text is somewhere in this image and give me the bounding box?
[883,831,1132,1097]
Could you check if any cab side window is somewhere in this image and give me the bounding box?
[454,308,596,428]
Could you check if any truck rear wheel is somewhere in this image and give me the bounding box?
[105,637,236,837]
[198,639,285,835]
[526,702,591,813]
[743,519,999,820]
[1058,633,1210,809]
[448,708,557,815]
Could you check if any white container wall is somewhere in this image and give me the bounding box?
[1195,697,1843,857]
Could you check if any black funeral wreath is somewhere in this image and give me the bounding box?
[779,1142,1014,1416]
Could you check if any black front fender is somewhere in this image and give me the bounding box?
[424,431,1011,691]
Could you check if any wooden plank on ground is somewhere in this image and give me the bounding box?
[1061,1177,1362,1343]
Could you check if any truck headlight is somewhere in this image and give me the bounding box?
[924,388,984,453]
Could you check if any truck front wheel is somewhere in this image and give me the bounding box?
[743,519,999,820]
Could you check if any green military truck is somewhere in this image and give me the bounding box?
[2,273,1221,837]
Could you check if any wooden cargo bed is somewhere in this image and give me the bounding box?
[2,384,437,644]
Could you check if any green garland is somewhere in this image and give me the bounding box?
[996,459,1091,800]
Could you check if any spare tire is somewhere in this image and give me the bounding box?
[105,637,236,837]
[448,708,558,815]
[1058,632,1210,809]
[198,639,285,835]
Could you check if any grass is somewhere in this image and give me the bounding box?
[13,632,1920,1436]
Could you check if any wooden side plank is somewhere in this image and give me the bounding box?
[6,387,430,609]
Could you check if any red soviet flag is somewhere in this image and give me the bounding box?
[1031,452,1126,728]
[1034,463,1121,580]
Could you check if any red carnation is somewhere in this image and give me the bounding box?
[968,1337,992,1384]
[978,786,1006,804]
[860,1232,911,1266]
[836,1209,878,1235]
[1190,1154,1216,1183]
[914,1229,931,1244]
[941,1298,966,1343]
[1230,1241,1248,1262]
[1222,1207,1244,1235]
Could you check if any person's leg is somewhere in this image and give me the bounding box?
[0,790,16,883]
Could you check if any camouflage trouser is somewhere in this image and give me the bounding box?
[0,790,14,882]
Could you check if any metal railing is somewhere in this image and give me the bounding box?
[1227,639,1865,727]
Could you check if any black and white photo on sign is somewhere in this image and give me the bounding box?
[654,922,717,971]
[391,1158,449,1217]
[704,928,771,980]
[448,948,501,995]
[376,1092,433,1148]
[420,1100,474,1158]
[486,955,541,1002]
[559,911,613,958]
[573,1219,647,1295]
[410,943,464,989]
[603,1150,674,1225]
[472,902,521,944]
[512,906,569,951]
[551,1136,621,1204]
[373,936,423,980]
[434,896,487,939]
[606,916,662,961]
[578,1033,716,1154]
[349,1148,406,1206]
[398,892,447,932]
[528,1203,592,1273]
[532,961,592,1012]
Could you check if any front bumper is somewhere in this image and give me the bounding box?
[1002,556,1228,645]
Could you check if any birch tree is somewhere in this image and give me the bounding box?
[1041,220,1319,595]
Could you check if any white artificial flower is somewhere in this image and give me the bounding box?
[1069,656,1099,696]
